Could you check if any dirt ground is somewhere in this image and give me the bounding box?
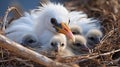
[0,0,120,67]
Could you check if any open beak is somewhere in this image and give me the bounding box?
[56,23,75,42]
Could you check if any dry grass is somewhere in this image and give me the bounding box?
[0,0,120,67]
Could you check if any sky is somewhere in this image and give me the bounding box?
[0,0,69,17]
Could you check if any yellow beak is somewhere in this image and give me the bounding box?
[56,23,75,42]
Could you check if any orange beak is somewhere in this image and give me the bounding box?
[56,23,75,42]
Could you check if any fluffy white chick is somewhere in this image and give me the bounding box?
[85,29,103,49]
[67,35,90,55]
[40,33,75,57]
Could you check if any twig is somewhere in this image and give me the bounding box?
[100,29,114,44]
[0,34,70,67]
[2,6,22,31]
[76,48,120,64]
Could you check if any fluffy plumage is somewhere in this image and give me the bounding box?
[5,2,75,46]
[31,2,74,45]
[70,25,82,35]
[67,35,89,55]
[85,29,103,49]
[5,12,35,44]
[69,11,101,36]
[21,33,39,47]
[40,33,74,57]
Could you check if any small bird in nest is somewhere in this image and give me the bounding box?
[21,32,40,48]
[67,35,90,55]
[38,33,74,57]
[85,29,103,49]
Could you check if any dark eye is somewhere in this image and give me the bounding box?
[74,43,82,47]
[51,42,56,47]
[68,19,70,24]
[27,39,36,43]
[51,18,57,25]
[89,37,95,41]
[61,43,64,46]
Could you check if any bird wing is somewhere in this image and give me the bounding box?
[5,12,35,43]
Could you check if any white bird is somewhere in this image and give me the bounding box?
[85,29,103,49]
[67,35,89,55]
[31,2,75,45]
[37,33,74,57]
[70,25,82,35]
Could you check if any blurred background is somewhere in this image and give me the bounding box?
[0,0,70,17]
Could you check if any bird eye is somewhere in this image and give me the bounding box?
[68,19,70,24]
[61,43,64,46]
[51,42,55,47]
[50,18,57,25]
[89,37,95,41]
[26,39,36,44]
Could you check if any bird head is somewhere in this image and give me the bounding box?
[21,33,39,47]
[68,35,89,54]
[86,29,103,48]
[50,33,67,53]
[36,3,75,42]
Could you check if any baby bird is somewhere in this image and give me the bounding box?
[68,35,89,55]
[85,29,103,49]
[41,33,75,57]
[21,33,40,47]
[70,25,82,35]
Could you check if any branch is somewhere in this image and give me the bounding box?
[58,49,120,64]
[0,34,70,67]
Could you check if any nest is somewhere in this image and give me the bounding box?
[0,0,120,67]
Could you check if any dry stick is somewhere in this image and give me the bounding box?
[100,29,114,44]
[2,6,22,31]
[75,49,120,64]
[96,29,114,63]
[0,34,70,67]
